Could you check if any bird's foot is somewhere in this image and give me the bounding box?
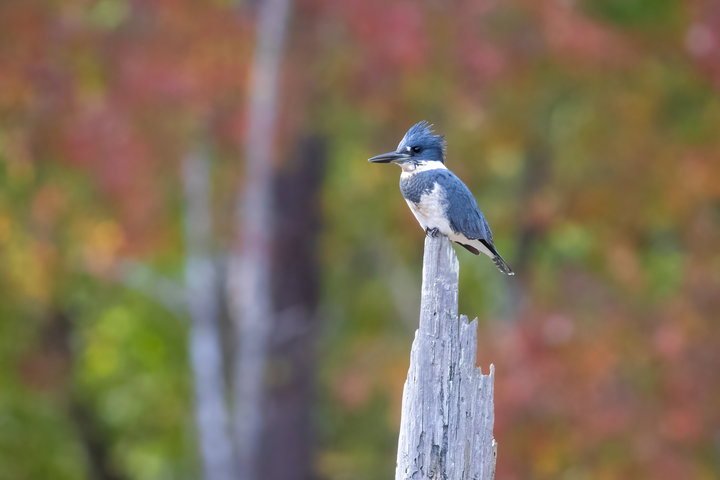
[425,227,440,238]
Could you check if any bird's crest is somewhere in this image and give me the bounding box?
[399,121,447,161]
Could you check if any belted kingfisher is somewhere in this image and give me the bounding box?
[369,121,514,275]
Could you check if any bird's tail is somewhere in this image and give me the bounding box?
[478,239,515,276]
[492,254,514,276]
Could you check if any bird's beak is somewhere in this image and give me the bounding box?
[368,151,409,163]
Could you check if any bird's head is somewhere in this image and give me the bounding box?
[368,121,446,169]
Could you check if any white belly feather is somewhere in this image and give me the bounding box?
[405,183,452,234]
[405,182,495,259]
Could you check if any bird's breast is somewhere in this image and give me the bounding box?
[404,183,451,233]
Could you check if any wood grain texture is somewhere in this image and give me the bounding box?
[395,235,497,480]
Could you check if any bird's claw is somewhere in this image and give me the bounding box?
[425,227,440,238]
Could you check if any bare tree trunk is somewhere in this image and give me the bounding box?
[395,235,497,480]
[227,0,292,477]
[507,140,551,319]
[258,135,326,480]
[183,149,236,480]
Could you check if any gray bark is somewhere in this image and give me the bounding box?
[395,235,497,480]
[183,149,236,480]
[227,0,292,477]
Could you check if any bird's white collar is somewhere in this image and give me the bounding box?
[400,160,447,174]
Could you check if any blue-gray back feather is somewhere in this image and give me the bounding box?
[434,170,494,243]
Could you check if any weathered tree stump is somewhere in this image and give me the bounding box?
[395,235,497,480]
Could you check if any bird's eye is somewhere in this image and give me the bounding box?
[412,146,422,153]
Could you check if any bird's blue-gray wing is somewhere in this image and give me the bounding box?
[435,170,494,243]
[435,170,514,275]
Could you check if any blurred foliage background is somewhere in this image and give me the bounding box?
[1,0,720,479]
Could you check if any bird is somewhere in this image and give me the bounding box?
[368,121,514,275]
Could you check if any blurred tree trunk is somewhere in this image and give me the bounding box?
[514,141,551,274]
[28,310,126,480]
[506,140,552,319]
[183,148,236,480]
[227,0,292,477]
[259,135,325,480]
